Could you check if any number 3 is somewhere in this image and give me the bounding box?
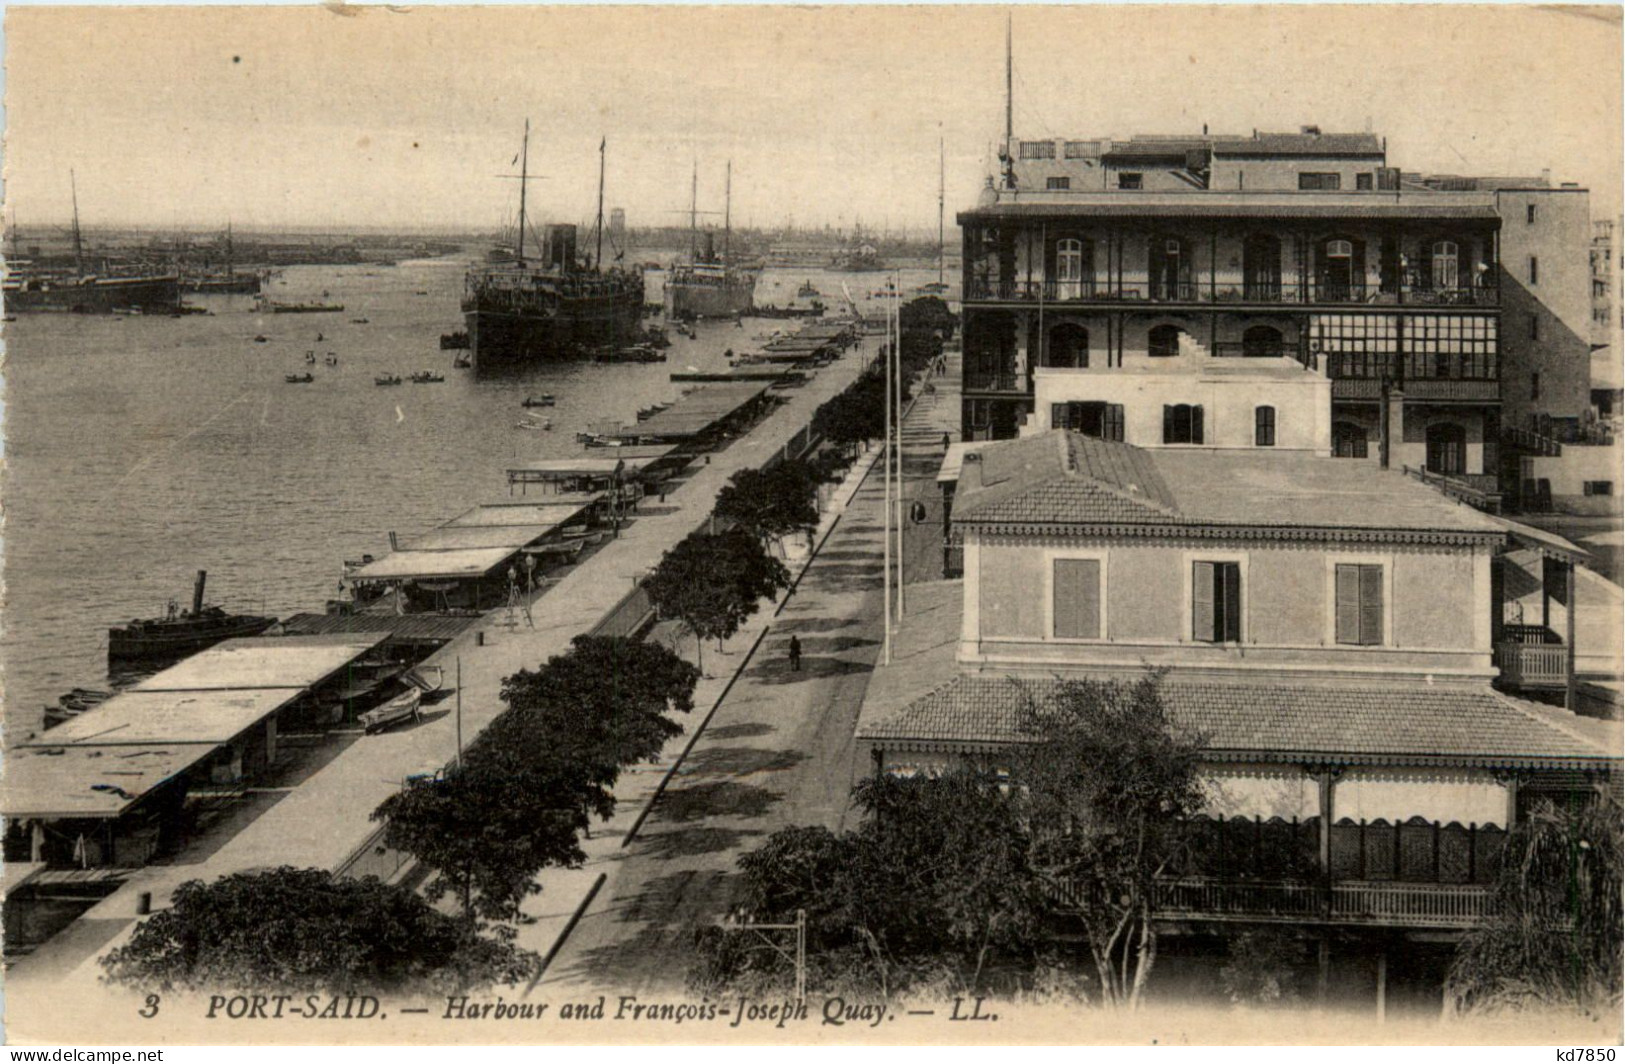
[139,994,160,1018]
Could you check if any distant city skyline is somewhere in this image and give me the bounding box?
[6,6,1620,232]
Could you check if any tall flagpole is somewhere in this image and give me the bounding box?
[894,271,905,618]
[882,287,893,666]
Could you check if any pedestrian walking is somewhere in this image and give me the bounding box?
[788,634,802,672]
[942,431,951,451]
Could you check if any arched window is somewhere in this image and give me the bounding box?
[1150,236,1191,300]
[1243,233,1282,301]
[1047,322,1089,369]
[1054,238,1088,299]
[1242,325,1284,358]
[1426,422,1467,476]
[1148,324,1184,358]
[1163,403,1204,444]
[1332,422,1369,459]
[1319,237,1363,302]
[1255,406,1277,447]
[1431,240,1459,291]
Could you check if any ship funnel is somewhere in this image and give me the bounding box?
[192,570,207,616]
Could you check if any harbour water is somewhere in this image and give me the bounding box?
[1,256,949,737]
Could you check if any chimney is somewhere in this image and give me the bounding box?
[1541,168,1552,187]
[1301,124,1322,137]
[1202,123,1209,136]
[388,531,398,551]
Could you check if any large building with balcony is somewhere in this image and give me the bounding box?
[858,431,1619,1001]
[957,129,1595,507]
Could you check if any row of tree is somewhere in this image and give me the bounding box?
[374,635,701,926]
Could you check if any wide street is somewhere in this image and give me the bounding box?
[537,358,959,994]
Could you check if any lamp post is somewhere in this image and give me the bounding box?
[883,284,893,666]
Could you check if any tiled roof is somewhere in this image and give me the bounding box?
[959,201,1498,223]
[951,432,1508,539]
[954,433,1177,525]
[1211,133,1385,157]
[856,675,1619,769]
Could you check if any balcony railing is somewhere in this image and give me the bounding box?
[1495,638,1568,688]
[962,370,1026,393]
[1324,351,1499,383]
[1150,877,1493,929]
[964,277,1500,307]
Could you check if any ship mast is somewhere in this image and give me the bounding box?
[937,138,945,286]
[70,169,84,276]
[516,119,531,265]
[724,159,732,268]
[688,159,698,261]
[594,137,606,272]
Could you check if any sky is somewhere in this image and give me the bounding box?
[4,4,1621,233]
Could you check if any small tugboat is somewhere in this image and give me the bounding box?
[452,353,472,369]
[593,345,666,364]
[325,352,339,366]
[409,370,445,384]
[350,317,369,324]
[797,280,821,298]
[285,372,314,383]
[305,350,317,364]
[108,571,276,661]
[375,373,403,386]
[439,330,471,350]
[253,334,269,343]
[522,394,556,408]
[265,300,344,314]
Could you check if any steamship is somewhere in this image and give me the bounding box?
[461,123,643,366]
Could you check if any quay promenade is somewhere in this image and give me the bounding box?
[5,333,879,1018]
[529,351,962,995]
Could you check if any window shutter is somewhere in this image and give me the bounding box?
[1335,564,1360,644]
[1108,404,1125,442]
[1052,403,1070,431]
[1219,562,1242,642]
[1359,565,1384,645]
[1191,404,1205,444]
[1053,559,1100,639]
[1192,561,1215,642]
[1163,405,1175,443]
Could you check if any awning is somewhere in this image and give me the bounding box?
[1493,516,1590,564]
[20,689,300,748]
[1,744,218,820]
[131,633,390,692]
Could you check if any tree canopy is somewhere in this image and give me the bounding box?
[714,461,823,546]
[100,867,537,994]
[693,770,1053,1000]
[1447,785,1623,1018]
[372,759,598,925]
[371,635,698,928]
[1012,672,1207,1009]
[487,635,701,774]
[644,527,790,670]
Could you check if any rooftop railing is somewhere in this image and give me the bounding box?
[964,277,1499,307]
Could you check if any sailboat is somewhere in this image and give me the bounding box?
[4,172,181,314]
[663,160,757,319]
[460,124,644,365]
